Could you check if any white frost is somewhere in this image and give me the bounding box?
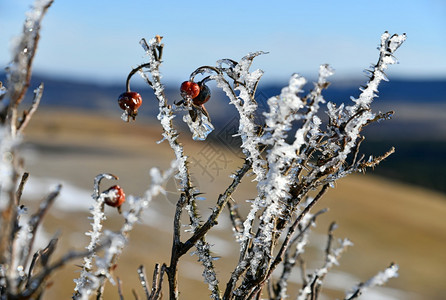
[183,113,215,141]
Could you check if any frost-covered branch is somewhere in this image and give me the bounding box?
[0,0,53,248]
[345,263,399,300]
[11,184,61,284]
[137,36,224,299]
[297,237,353,300]
[204,53,267,180]
[73,173,118,298]
[199,32,405,299]
[181,158,252,254]
[16,83,44,134]
[2,0,52,127]
[73,164,177,299]
[353,32,406,109]
[126,36,274,300]
[178,39,404,297]
[0,2,55,299]
[270,208,328,300]
[297,222,353,300]
[17,240,111,300]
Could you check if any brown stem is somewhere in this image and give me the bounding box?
[16,240,109,299]
[137,265,150,299]
[148,263,166,300]
[126,63,152,92]
[117,277,124,300]
[93,173,118,199]
[181,159,251,255]
[15,172,29,206]
[189,66,222,82]
[166,193,187,300]
[17,83,44,134]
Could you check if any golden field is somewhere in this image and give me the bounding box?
[17,109,446,299]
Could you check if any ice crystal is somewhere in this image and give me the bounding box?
[120,111,129,122]
[183,113,215,141]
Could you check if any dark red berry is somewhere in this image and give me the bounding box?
[192,83,211,106]
[118,91,142,120]
[180,81,200,99]
[103,185,125,210]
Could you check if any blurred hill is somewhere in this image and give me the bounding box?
[20,110,446,299]
[1,72,445,193]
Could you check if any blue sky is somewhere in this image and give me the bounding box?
[1,0,445,85]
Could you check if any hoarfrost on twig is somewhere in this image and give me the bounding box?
[345,263,399,300]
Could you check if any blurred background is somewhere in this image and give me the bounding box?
[1,0,445,299]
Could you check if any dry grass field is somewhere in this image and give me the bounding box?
[18,109,446,299]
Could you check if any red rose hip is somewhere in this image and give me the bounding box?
[118,91,142,121]
[102,185,125,213]
[192,83,211,106]
[180,81,200,99]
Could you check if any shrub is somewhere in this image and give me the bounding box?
[0,1,405,299]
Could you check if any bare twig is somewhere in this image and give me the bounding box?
[117,277,124,300]
[93,173,119,199]
[227,198,244,241]
[23,238,58,290]
[149,264,166,300]
[312,222,339,298]
[359,147,395,171]
[16,240,110,299]
[17,83,44,134]
[272,208,328,299]
[4,2,53,111]
[181,159,252,255]
[126,63,152,91]
[297,256,307,287]
[12,184,61,288]
[137,265,150,299]
[132,289,140,300]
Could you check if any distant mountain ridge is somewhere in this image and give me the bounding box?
[1,72,445,193]
[23,74,446,138]
[1,72,445,110]
[259,78,446,104]
[1,71,444,139]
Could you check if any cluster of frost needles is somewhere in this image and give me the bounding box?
[0,0,408,298]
